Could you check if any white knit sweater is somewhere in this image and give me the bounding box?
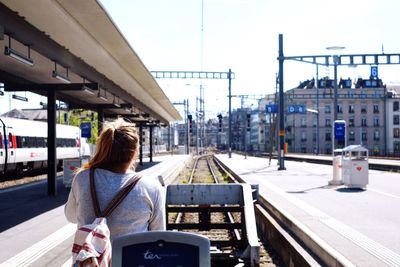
[64,168,166,240]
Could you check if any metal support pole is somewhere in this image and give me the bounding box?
[139,124,143,165]
[186,99,190,154]
[167,123,171,152]
[228,69,232,158]
[316,65,320,155]
[244,121,247,159]
[384,86,387,156]
[149,125,153,162]
[278,34,286,170]
[333,59,338,121]
[196,97,199,155]
[97,108,104,136]
[47,90,57,196]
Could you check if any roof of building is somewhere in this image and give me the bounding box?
[0,0,181,123]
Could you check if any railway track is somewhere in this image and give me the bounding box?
[168,154,284,267]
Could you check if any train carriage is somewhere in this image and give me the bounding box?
[0,117,82,177]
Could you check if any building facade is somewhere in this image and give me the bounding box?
[284,78,386,155]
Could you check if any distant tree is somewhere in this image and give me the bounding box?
[67,109,98,144]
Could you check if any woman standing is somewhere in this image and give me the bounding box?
[64,118,165,239]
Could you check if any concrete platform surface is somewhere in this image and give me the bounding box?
[215,153,400,267]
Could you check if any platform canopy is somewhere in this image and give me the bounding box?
[0,0,181,124]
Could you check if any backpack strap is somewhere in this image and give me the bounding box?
[90,168,141,218]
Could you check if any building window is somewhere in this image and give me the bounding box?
[313,117,317,127]
[325,118,331,127]
[394,101,399,112]
[362,132,367,141]
[313,132,317,142]
[337,104,343,114]
[373,117,380,127]
[373,104,379,113]
[374,130,380,141]
[361,104,367,113]
[394,115,400,125]
[394,141,400,153]
[349,131,355,141]
[301,131,307,142]
[361,118,367,127]
[349,118,355,127]
[324,104,331,114]
[394,128,400,138]
[325,132,331,141]
[301,117,306,127]
[348,104,355,113]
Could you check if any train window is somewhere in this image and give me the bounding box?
[0,133,2,149]
[26,137,33,148]
[37,137,45,148]
[16,136,22,148]
[8,133,13,148]
[67,139,74,147]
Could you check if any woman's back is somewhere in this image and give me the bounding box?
[65,168,165,239]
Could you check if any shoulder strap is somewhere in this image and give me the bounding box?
[90,168,142,218]
[90,168,102,217]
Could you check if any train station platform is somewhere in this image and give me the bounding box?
[214,153,400,267]
[0,154,190,267]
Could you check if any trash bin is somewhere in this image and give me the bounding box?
[329,148,344,185]
[63,158,81,187]
[341,145,369,189]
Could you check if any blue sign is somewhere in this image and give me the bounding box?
[81,122,92,138]
[334,121,346,140]
[370,66,378,78]
[265,104,278,113]
[287,105,306,114]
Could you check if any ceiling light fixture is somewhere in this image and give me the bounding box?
[12,94,28,102]
[4,35,34,66]
[98,88,108,101]
[81,77,96,95]
[52,62,71,83]
[83,85,95,95]
[113,95,121,108]
[4,47,34,66]
[52,70,71,83]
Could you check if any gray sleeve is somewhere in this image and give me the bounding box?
[64,178,78,224]
[148,185,166,231]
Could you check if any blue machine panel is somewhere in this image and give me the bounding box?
[80,122,92,138]
[334,121,346,140]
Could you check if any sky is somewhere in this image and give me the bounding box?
[2,0,400,119]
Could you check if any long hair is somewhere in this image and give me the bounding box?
[82,118,139,171]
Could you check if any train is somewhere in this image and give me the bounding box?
[0,117,89,178]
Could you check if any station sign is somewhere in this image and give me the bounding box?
[287,105,306,114]
[80,122,92,138]
[370,66,378,79]
[265,104,278,113]
[334,120,346,140]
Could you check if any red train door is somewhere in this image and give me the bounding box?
[7,127,17,169]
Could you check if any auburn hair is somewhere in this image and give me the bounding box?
[82,118,139,171]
